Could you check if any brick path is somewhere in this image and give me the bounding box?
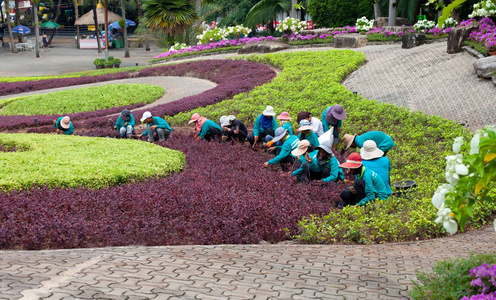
[1,41,495,299]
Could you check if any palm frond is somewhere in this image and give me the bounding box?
[245,0,291,27]
[142,0,197,34]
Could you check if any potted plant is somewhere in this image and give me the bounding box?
[93,58,105,70]
[104,60,114,69]
[113,58,121,68]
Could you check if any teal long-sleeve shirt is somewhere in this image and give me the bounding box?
[282,122,293,135]
[321,106,342,131]
[253,115,278,137]
[198,119,222,139]
[363,157,392,195]
[268,135,299,165]
[298,131,320,148]
[355,131,395,152]
[355,167,389,206]
[292,150,344,182]
[142,116,172,136]
[115,114,136,131]
[53,117,74,135]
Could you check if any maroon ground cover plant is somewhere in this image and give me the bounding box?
[0,133,346,250]
[0,60,276,133]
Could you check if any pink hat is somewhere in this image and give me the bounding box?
[339,153,363,169]
[60,116,71,129]
[277,111,292,120]
[188,113,200,124]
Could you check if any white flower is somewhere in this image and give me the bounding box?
[452,137,463,153]
[470,133,480,155]
[435,203,458,234]
[432,183,453,208]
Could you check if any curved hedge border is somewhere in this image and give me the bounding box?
[0,84,164,116]
[0,60,276,132]
[0,133,185,191]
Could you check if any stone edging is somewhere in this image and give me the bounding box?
[462,46,496,86]
[148,49,240,65]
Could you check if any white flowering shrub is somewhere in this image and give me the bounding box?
[413,19,437,32]
[276,17,307,34]
[169,43,189,52]
[432,126,496,235]
[196,25,252,45]
[442,17,459,29]
[469,0,496,18]
[355,16,374,33]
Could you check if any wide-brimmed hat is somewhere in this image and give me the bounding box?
[121,109,131,121]
[360,140,384,160]
[272,127,288,142]
[297,111,311,123]
[277,111,292,120]
[220,115,229,127]
[262,105,276,117]
[60,116,71,129]
[140,111,152,122]
[227,115,236,122]
[298,119,314,132]
[292,139,310,156]
[339,153,363,169]
[342,133,357,150]
[325,104,347,125]
[188,113,200,124]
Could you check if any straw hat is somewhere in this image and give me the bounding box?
[292,140,310,156]
[188,113,200,124]
[339,153,363,169]
[60,116,71,129]
[220,115,229,127]
[360,140,384,160]
[342,134,356,150]
[262,106,276,117]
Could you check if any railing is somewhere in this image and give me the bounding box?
[2,26,129,38]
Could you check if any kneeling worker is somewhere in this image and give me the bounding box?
[263,127,299,171]
[339,153,389,206]
[138,111,172,142]
[292,140,344,182]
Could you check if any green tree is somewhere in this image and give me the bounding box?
[245,0,291,28]
[141,0,197,35]
[307,0,373,28]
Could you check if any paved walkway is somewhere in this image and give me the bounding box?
[0,40,495,299]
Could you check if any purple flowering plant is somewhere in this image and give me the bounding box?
[468,18,496,51]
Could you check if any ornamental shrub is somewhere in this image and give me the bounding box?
[276,17,307,34]
[409,253,496,300]
[414,19,437,32]
[355,16,374,33]
[469,0,496,18]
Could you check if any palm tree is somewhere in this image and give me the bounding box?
[141,0,197,35]
[245,0,291,29]
[33,0,41,58]
[396,0,424,23]
[388,0,397,25]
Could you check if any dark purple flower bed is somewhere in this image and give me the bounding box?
[2,60,276,133]
[0,132,345,250]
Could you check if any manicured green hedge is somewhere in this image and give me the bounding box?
[0,133,185,191]
[0,84,164,116]
[168,50,496,243]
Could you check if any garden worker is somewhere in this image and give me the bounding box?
[113,109,135,138]
[247,105,278,147]
[361,140,393,196]
[339,153,389,206]
[138,111,172,142]
[219,115,230,142]
[263,127,299,172]
[189,112,222,142]
[226,115,248,144]
[52,116,74,135]
[342,131,395,156]
[276,111,294,135]
[297,111,324,137]
[297,119,320,150]
[292,140,344,183]
[321,104,347,151]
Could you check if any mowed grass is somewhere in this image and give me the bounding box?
[0,133,185,191]
[0,84,164,116]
